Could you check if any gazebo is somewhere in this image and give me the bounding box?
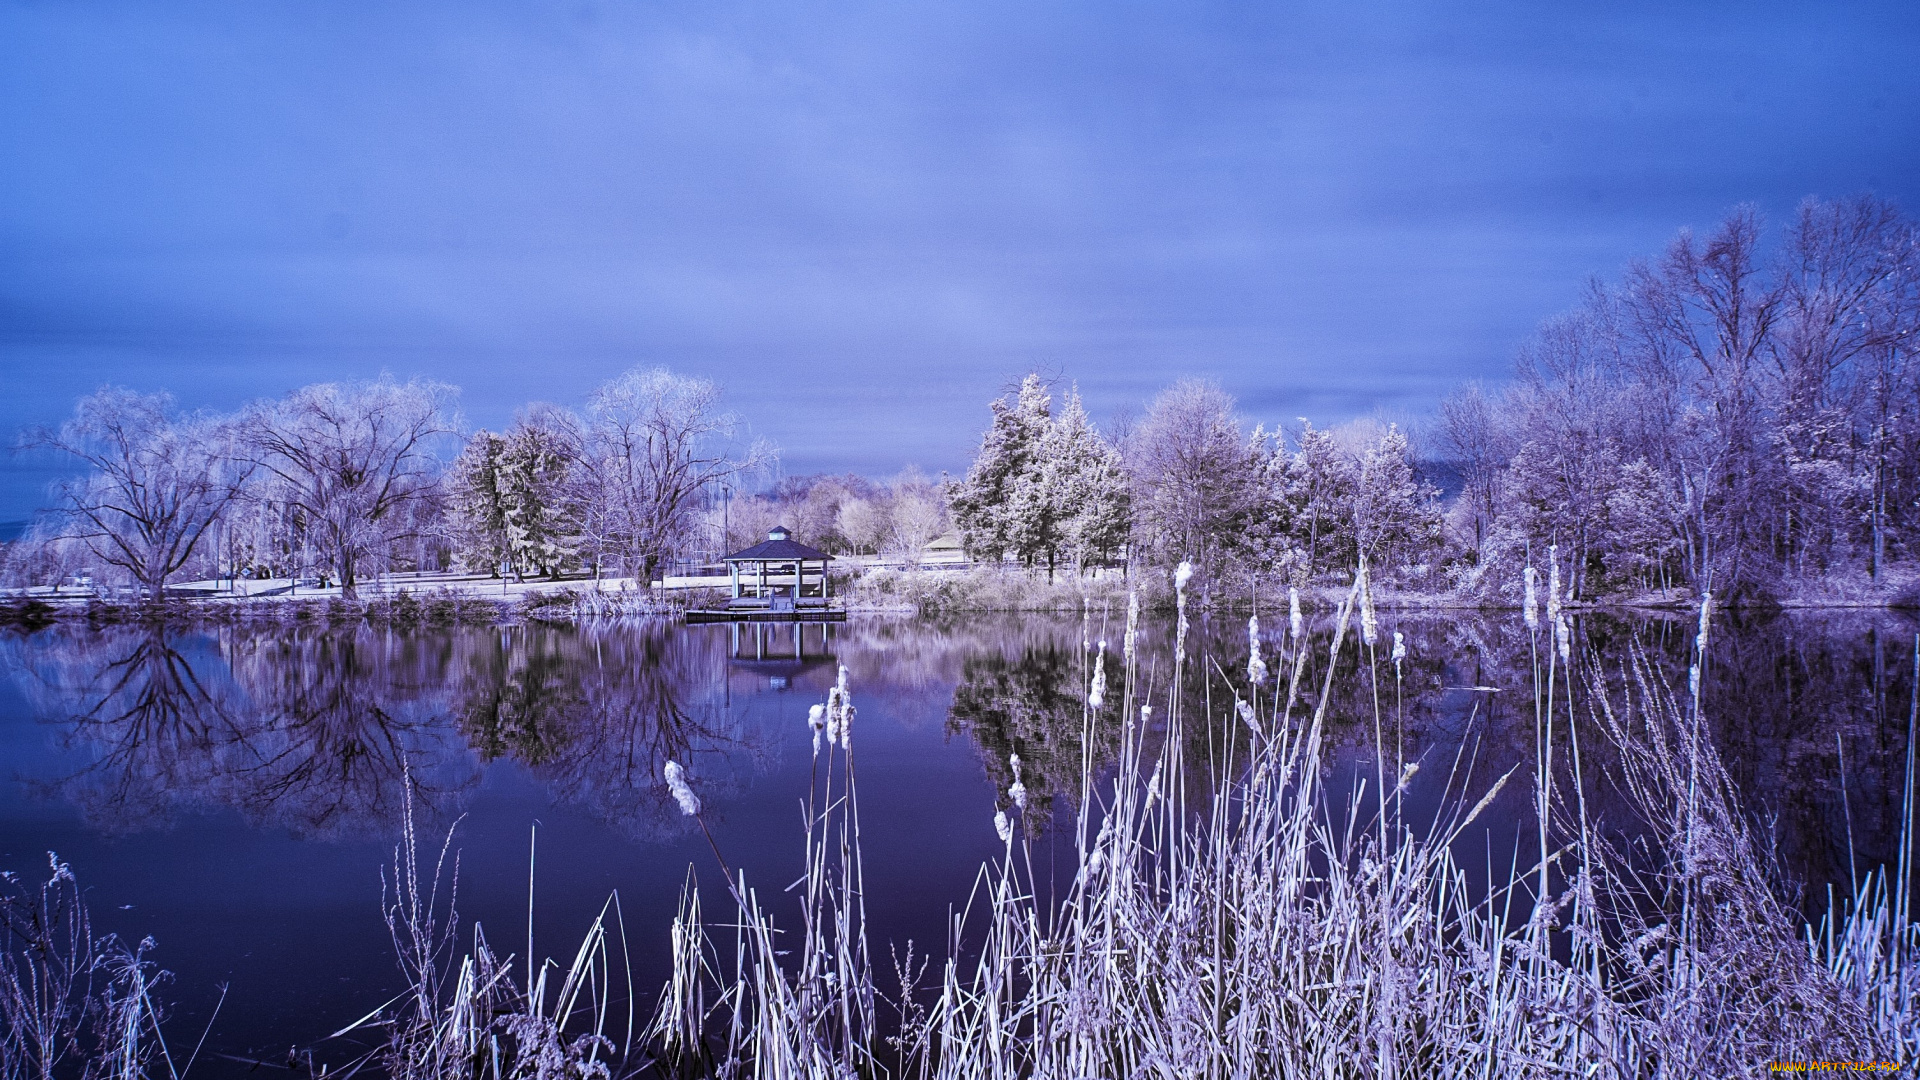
[719,526,836,615]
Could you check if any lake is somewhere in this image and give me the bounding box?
[2,605,1916,1071]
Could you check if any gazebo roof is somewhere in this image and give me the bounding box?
[723,526,835,563]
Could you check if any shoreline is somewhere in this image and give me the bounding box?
[2,582,1914,629]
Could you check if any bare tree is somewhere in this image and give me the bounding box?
[1127,378,1264,589]
[576,367,772,582]
[1435,383,1503,561]
[885,469,950,567]
[24,388,251,602]
[241,378,457,596]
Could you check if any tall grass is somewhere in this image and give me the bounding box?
[0,854,178,1080]
[642,570,1920,1076]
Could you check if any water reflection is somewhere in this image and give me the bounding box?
[1,608,1915,899]
[9,625,472,836]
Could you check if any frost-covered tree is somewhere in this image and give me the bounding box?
[886,482,949,565]
[836,497,890,555]
[1265,420,1438,584]
[1129,379,1266,587]
[1272,421,1355,581]
[951,377,1129,578]
[242,377,457,595]
[496,409,582,579]
[950,374,1053,563]
[575,367,772,581]
[1449,196,1920,600]
[1351,423,1444,571]
[26,388,253,601]
[1598,458,1685,592]
[1038,388,1131,574]
[448,431,511,574]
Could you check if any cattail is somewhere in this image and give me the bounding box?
[1174,561,1192,661]
[1547,544,1562,624]
[1695,590,1713,654]
[1288,585,1303,640]
[1246,615,1268,686]
[825,665,855,749]
[1555,616,1571,663]
[1123,590,1140,666]
[1235,696,1259,737]
[994,810,1013,844]
[1089,641,1108,709]
[807,703,827,756]
[1357,559,1377,647]
[663,761,701,817]
[1141,704,1153,725]
[1396,761,1421,794]
[1688,663,1700,699]
[1009,753,1027,809]
[1523,566,1539,630]
[1391,631,1406,679]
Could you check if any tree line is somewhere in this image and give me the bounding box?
[945,375,1441,600]
[6,368,770,599]
[7,194,1915,606]
[948,196,1918,604]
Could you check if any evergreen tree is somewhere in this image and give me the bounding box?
[1040,388,1131,574]
[497,414,580,579]
[448,431,511,575]
[950,374,1053,562]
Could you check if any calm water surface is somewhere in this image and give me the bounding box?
[1,607,1915,1069]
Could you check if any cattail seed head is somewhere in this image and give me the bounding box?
[1089,642,1108,709]
[1391,631,1406,678]
[1357,560,1377,647]
[1235,696,1259,737]
[994,810,1013,844]
[1246,615,1268,686]
[1009,780,1028,811]
[1547,545,1562,624]
[1523,567,1539,631]
[1289,586,1303,640]
[1396,761,1421,794]
[808,703,827,756]
[1555,616,1572,663]
[1124,590,1140,665]
[664,760,701,817]
[1696,590,1713,654]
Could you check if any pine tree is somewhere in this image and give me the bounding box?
[950,374,1053,562]
[1040,388,1131,575]
[449,432,511,575]
[497,418,580,579]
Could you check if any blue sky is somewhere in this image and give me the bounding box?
[3,0,1917,522]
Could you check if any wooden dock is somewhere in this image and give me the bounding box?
[685,607,847,624]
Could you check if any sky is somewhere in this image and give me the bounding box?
[3,0,1918,524]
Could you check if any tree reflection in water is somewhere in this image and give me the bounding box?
[9,624,475,836]
[936,607,1919,908]
[1,620,769,841]
[453,621,767,840]
[1,609,1914,903]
